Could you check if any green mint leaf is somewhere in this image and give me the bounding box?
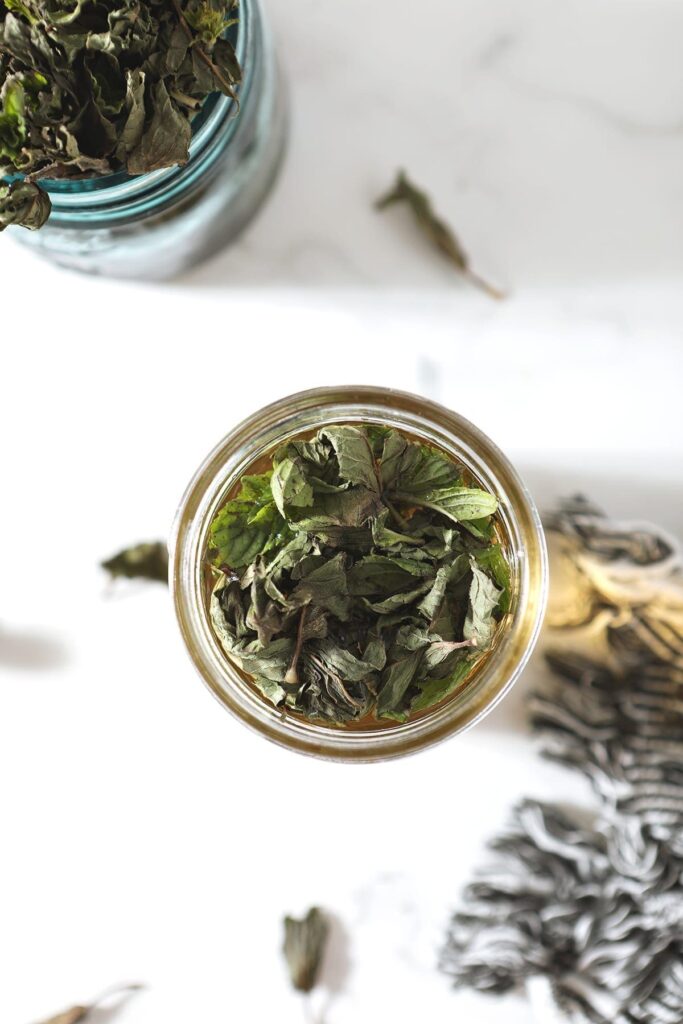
[309,637,380,682]
[365,423,392,455]
[394,484,498,524]
[114,68,146,162]
[371,509,424,549]
[475,542,512,613]
[290,552,351,620]
[380,430,460,494]
[421,638,476,672]
[363,581,433,615]
[376,649,423,719]
[184,0,235,43]
[312,525,374,553]
[348,553,430,596]
[320,425,380,493]
[463,560,502,646]
[211,582,293,689]
[300,646,373,722]
[270,456,314,517]
[459,515,495,541]
[290,486,380,531]
[416,553,470,620]
[0,76,26,161]
[209,472,290,569]
[410,658,473,713]
[126,78,191,174]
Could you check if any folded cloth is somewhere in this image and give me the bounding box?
[441,498,683,1024]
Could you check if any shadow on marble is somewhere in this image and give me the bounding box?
[318,911,353,1001]
[0,625,70,672]
[84,986,145,1024]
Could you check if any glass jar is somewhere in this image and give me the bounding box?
[170,387,548,762]
[10,0,285,280]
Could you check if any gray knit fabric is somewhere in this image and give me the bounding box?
[441,498,683,1024]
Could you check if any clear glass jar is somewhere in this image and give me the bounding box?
[10,0,285,280]
[170,387,548,762]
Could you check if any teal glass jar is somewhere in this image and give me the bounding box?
[11,0,285,280]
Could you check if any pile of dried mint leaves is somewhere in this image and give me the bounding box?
[208,425,511,725]
[0,0,241,230]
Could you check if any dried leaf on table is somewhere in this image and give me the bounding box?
[283,907,330,993]
[375,169,504,299]
[101,541,168,584]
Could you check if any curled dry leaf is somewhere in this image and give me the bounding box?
[283,907,330,993]
[0,180,50,229]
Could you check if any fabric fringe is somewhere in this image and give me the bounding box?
[441,498,683,1023]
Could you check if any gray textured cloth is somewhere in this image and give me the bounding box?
[441,498,683,1023]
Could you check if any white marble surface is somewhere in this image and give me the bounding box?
[2,0,683,1022]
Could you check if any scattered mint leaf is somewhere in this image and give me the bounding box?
[375,169,504,299]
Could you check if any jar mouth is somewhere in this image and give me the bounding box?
[22,3,250,214]
[170,387,548,762]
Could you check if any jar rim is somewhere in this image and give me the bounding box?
[169,386,548,763]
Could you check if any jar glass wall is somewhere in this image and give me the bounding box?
[170,387,548,762]
[10,0,285,280]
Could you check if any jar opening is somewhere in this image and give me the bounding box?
[202,420,514,733]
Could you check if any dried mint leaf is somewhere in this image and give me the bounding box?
[282,907,330,993]
[0,0,242,229]
[0,178,49,228]
[463,560,502,646]
[207,425,512,724]
[375,169,504,299]
[101,541,168,583]
[35,985,143,1024]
